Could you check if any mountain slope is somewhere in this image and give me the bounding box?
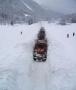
[0,0,62,24]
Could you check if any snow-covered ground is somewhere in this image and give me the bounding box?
[0,22,76,90]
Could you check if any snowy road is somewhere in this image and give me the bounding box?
[0,22,76,90]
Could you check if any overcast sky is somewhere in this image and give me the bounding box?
[33,0,76,14]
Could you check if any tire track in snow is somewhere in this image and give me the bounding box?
[28,59,51,90]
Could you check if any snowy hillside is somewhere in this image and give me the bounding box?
[0,0,62,24]
[0,22,76,90]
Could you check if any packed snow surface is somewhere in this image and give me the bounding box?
[0,22,76,90]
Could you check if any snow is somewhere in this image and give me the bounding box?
[21,0,33,11]
[25,14,30,17]
[0,22,76,90]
